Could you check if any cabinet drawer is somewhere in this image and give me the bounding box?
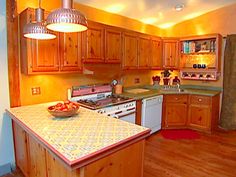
[190,95,211,105]
[164,95,188,103]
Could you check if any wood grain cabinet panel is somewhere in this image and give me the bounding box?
[105,29,122,63]
[163,95,188,128]
[138,36,151,69]
[60,32,82,71]
[150,38,162,69]
[188,95,213,132]
[84,23,104,63]
[31,37,59,72]
[123,33,138,69]
[20,8,60,74]
[28,135,47,177]
[13,122,29,177]
[163,39,179,69]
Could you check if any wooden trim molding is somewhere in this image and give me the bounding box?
[7,0,21,107]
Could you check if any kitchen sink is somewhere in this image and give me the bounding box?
[126,88,150,94]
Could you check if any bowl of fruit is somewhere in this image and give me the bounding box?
[47,100,80,118]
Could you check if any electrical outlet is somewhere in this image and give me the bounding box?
[31,87,41,95]
[134,78,140,84]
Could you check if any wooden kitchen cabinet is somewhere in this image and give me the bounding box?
[188,94,220,132]
[83,22,105,63]
[163,39,179,69]
[20,8,60,74]
[150,37,162,69]
[59,33,82,71]
[28,135,47,177]
[20,8,83,74]
[162,95,188,128]
[12,122,29,177]
[105,28,122,63]
[138,35,151,69]
[122,32,138,69]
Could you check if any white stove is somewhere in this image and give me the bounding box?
[68,84,136,124]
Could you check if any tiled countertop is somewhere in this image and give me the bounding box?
[6,103,150,167]
[118,86,221,100]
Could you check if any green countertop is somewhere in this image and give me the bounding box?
[117,85,222,100]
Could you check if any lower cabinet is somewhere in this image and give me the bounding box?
[13,122,29,177]
[12,121,145,177]
[162,94,220,133]
[162,95,188,128]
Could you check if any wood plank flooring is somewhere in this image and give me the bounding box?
[144,130,236,177]
[2,130,236,177]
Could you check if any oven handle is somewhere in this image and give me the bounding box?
[114,111,136,119]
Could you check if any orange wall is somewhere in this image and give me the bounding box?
[164,3,236,37]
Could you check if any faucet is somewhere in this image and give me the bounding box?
[176,83,181,92]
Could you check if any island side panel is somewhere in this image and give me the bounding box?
[84,140,145,177]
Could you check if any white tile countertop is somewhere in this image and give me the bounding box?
[6,102,150,168]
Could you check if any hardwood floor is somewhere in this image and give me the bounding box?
[144,130,236,177]
[2,130,236,177]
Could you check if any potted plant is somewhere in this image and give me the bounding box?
[152,76,161,85]
[161,69,172,85]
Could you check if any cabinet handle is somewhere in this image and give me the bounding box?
[198,98,202,102]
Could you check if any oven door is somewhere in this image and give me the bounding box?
[110,109,136,124]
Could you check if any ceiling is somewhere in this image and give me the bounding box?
[75,0,236,29]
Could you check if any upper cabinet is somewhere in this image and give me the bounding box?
[83,22,105,63]
[122,33,162,70]
[138,35,151,69]
[59,32,82,71]
[163,38,179,69]
[105,28,122,63]
[150,37,162,69]
[122,32,138,69]
[20,8,82,74]
[83,22,122,64]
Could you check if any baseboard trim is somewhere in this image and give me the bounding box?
[0,163,12,176]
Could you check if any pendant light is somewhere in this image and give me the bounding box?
[23,0,56,40]
[46,0,88,33]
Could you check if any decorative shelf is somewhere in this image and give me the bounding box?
[180,70,220,81]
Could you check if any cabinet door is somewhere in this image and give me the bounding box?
[13,122,29,177]
[105,29,122,63]
[123,33,138,69]
[60,32,82,71]
[30,33,59,72]
[138,36,150,69]
[150,38,162,69]
[28,135,47,177]
[84,23,104,63]
[164,103,187,127]
[188,105,211,130]
[163,40,179,69]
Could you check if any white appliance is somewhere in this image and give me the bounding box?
[68,84,136,124]
[141,95,163,134]
[97,101,136,124]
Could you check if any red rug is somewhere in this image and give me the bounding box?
[161,129,200,140]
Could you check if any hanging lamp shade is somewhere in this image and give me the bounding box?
[23,8,56,40]
[46,0,88,33]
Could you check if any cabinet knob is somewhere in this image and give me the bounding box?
[198,98,202,102]
[75,61,78,64]
[175,97,178,100]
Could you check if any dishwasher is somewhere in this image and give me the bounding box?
[141,95,163,134]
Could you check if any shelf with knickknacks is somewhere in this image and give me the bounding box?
[161,69,172,85]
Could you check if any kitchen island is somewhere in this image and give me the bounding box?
[6,103,150,177]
